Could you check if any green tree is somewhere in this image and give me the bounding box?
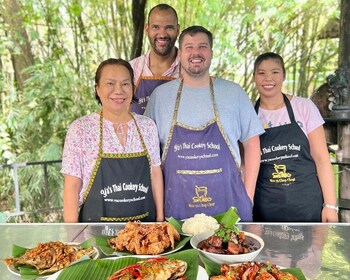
[0,0,340,221]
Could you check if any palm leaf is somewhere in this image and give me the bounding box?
[167,207,241,234]
[57,249,200,280]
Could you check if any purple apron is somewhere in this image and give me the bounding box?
[131,68,175,114]
[162,79,253,221]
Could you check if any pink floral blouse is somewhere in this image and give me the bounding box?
[61,112,161,205]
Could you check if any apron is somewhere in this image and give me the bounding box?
[254,94,323,222]
[131,64,176,114]
[78,111,155,222]
[162,78,253,221]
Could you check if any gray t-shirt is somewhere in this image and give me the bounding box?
[144,77,264,165]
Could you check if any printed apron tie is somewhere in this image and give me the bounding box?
[78,111,155,222]
[162,78,253,221]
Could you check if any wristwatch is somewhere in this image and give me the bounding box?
[323,203,339,213]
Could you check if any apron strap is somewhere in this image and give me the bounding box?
[98,110,149,157]
[255,94,296,124]
[162,78,241,170]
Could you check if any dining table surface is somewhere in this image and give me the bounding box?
[1,222,349,280]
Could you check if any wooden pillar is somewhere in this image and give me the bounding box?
[339,0,350,222]
[339,0,350,69]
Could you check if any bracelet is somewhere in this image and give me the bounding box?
[323,203,339,213]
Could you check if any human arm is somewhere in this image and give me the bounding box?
[308,126,338,222]
[151,165,164,222]
[63,174,82,223]
[241,135,261,203]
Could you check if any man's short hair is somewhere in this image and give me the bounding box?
[179,25,213,49]
[147,4,178,24]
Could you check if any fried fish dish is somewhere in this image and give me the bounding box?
[4,241,95,275]
[108,221,181,255]
[107,257,187,280]
[210,261,298,280]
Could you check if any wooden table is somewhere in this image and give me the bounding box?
[1,223,349,279]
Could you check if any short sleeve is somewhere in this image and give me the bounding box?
[61,120,83,179]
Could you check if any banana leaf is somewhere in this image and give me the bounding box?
[167,207,241,234]
[199,254,307,280]
[57,249,200,280]
[6,239,96,280]
[95,234,191,256]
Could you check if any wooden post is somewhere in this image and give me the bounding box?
[339,0,350,222]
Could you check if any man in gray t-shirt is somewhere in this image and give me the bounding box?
[144,25,264,221]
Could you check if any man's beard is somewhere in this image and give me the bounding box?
[150,37,176,56]
[182,56,210,77]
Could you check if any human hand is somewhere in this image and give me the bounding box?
[321,207,339,223]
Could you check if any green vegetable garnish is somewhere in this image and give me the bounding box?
[214,226,239,242]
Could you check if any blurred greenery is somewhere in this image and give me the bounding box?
[0,0,340,221]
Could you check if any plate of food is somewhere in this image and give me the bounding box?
[201,258,307,280]
[191,225,264,265]
[167,207,241,236]
[4,240,99,279]
[46,249,205,280]
[95,221,191,257]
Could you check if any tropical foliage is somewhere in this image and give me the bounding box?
[0,0,340,221]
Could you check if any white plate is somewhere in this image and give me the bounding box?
[198,265,209,280]
[46,262,208,280]
[7,265,50,279]
[6,243,99,279]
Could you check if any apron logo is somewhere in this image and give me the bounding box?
[192,185,213,203]
[270,164,295,184]
[188,185,215,209]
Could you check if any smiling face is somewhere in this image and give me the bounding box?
[253,58,285,98]
[145,8,179,57]
[96,64,133,117]
[179,32,213,79]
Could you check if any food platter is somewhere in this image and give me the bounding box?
[95,222,191,257]
[46,259,209,280]
[167,207,240,237]
[5,242,99,279]
[191,229,264,264]
[96,237,190,258]
[199,255,307,280]
[43,249,202,280]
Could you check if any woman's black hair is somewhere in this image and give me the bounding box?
[253,52,286,78]
[94,58,136,105]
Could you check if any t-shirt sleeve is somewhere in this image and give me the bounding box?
[60,120,83,179]
[238,89,265,142]
[302,98,325,134]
